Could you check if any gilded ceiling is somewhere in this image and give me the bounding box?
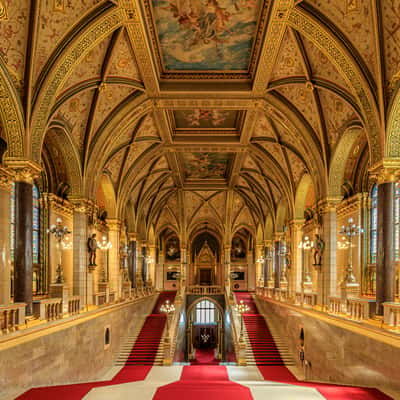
[0,0,398,239]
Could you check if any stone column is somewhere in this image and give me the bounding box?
[9,160,41,316]
[265,241,274,288]
[255,243,263,287]
[141,243,147,286]
[148,244,157,287]
[180,245,187,292]
[127,233,136,288]
[0,168,13,304]
[71,199,92,306]
[224,245,231,293]
[376,180,396,315]
[136,240,144,290]
[289,220,304,295]
[107,219,122,299]
[318,199,340,307]
[274,236,281,289]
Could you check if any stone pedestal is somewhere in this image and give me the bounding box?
[340,281,359,302]
[302,281,313,293]
[50,283,70,314]
[267,279,275,289]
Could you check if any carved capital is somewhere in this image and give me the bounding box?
[128,232,137,242]
[70,198,95,214]
[5,158,41,184]
[0,167,14,191]
[107,218,122,231]
[369,159,400,184]
[42,193,74,218]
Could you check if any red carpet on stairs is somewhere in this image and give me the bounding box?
[190,348,220,365]
[153,366,253,400]
[234,292,393,400]
[17,291,176,400]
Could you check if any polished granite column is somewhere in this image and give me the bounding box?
[274,239,281,289]
[376,181,395,315]
[14,181,33,315]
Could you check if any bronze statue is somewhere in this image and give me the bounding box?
[87,233,98,266]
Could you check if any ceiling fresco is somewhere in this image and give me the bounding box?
[149,0,263,73]
[181,152,233,179]
[172,109,241,134]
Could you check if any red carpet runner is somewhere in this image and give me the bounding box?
[153,366,252,400]
[235,292,392,400]
[17,291,176,400]
[190,348,220,365]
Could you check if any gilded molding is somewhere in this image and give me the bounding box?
[31,8,125,162]
[369,158,400,184]
[336,193,363,218]
[0,57,25,157]
[286,7,381,164]
[42,193,74,218]
[253,0,293,95]
[154,98,258,110]
[5,159,41,184]
[107,218,122,231]
[0,166,14,191]
[0,1,7,20]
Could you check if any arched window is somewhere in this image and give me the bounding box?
[195,300,216,324]
[32,184,40,264]
[370,184,378,263]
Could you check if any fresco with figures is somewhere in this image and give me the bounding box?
[151,0,261,71]
[182,152,232,179]
[174,110,238,129]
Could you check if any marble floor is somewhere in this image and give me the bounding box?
[83,366,326,400]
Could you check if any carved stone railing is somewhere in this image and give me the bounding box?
[383,302,400,328]
[302,292,317,308]
[93,292,107,306]
[33,298,63,321]
[346,298,376,321]
[187,285,224,295]
[109,292,116,304]
[68,296,80,315]
[275,288,288,302]
[295,291,302,305]
[163,295,184,365]
[0,303,26,334]
[328,296,342,314]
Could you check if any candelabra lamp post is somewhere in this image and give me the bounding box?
[48,217,72,312]
[234,299,250,342]
[339,217,363,300]
[47,217,71,284]
[298,236,314,293]
[160,300,175,340]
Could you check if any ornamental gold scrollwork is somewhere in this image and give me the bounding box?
[0,1,8,20]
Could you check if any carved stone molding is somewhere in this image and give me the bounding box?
[336,193,363,218]
[5,158,41,184]
[0,166,14,191]
[41,193,74,218]
[70,197,96,215]
[369,158,400,184]
[154,98,258,110]
[107,218,122,231]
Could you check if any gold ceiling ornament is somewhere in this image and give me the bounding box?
[53,0,65,12]
[0,1,8,20]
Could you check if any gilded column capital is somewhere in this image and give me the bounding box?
[317,197,341,214]
[0,166,14,191]
[107,218,122,231]
[369,158,400,184]
[264,240,273,247]
[127,232,137,242]
[70,198,95,214]
[5,158,41,184]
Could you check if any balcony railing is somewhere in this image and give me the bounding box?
[33,298,63,321]
[383,302,400,328]
[187,285,224,295]
[0,303,26,334]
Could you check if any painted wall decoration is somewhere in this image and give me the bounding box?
[174,109,238,129]
[151,0,261,71]
[182,152,232,179]
[165,235,180,261]
[231,236,246,260]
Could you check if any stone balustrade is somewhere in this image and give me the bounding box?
[68,296,80,315]
[93,292,107,306]
[346,298,376,321]
[109,292,116,303]
[303,292,317,308]
[33,298,63,321]
[328,296,342,314]
[187,285,224,295]
[383,302,400,328]
[275,288,288,302]
[266,287,275,298]
[0,303,26,334]
[295,291,302,305]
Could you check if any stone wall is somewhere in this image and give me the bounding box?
[255,297,400,395]
[0,295,157,399]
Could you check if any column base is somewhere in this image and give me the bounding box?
[49,283,70,314]
[302,281,313,293]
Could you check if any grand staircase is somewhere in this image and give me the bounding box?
[235,292,295,367]
[115,291,176,366]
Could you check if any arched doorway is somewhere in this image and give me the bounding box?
[187,298,223,364]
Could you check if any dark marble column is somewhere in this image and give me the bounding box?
[142,246,147,286]
[274,240,281,289]
[14,181,33,315]
[263,246,269,287]
[128,238,136,288]
[376,182,395,315]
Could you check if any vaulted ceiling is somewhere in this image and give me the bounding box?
[0,0,396,238]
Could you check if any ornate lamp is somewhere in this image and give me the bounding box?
[298,236,314,284]
[160,299,175,338]
[234,299,250,342]
[47,217,71,283]
[339,217,363,284]
[97,235,112,282]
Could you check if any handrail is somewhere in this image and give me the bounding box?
[163,295,184,365]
